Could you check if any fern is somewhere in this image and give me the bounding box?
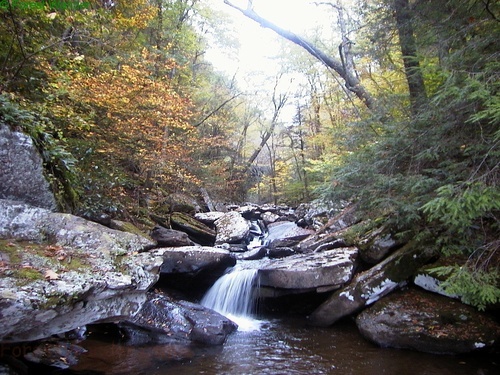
[429,265,500,311]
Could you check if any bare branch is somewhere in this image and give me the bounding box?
[224,0,376,110]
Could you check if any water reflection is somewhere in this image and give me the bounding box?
[155,318,498,375]
[71,318,498,375]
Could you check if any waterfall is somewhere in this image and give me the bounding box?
[201,266,261,331]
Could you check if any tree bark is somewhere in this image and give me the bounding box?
[224,0,376,111]
[393,0,427,114]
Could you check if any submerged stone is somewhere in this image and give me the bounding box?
[120,292,237,346]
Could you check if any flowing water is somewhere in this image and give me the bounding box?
[69,223,499,374]
[200,266,262,332]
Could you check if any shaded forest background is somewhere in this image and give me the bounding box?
[0,0,498,309]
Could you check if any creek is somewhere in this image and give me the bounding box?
[68,222,498,375]
[71,276,499,374]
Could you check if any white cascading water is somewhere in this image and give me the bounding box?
[201,266,261,332]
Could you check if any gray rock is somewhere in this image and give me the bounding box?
[261,211,279,224]
[194,211,225,225]
[296,231,347,253]
[266,247,296,259]
[356,288,500,354]
[0,125,57,210]
[308,242,437,326]
[258,247,359,292]
[120,292,237,346]
[413,257,467,300]
[265,221,314,248]
[235,246,267,261]
[357,226,400,264]
[214,211,250,245]
[0,199,164,343]
[151,226,194,247]
[159,246,235,275]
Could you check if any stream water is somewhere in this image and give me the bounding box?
[73,316,498,375]
[69,222,499,374]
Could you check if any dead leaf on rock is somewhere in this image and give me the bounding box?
[45,270,60,280]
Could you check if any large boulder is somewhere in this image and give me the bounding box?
[150,226,194,247]
[159,246,235,276]
[258,247,359,294]
[118,292,237,346]
[356,288,500,354]
[264,221,314,249]
[0,125,57,210]
[308,242,437,326]
[170,212,216,245]
[0,199,163,343]
[214,211,250,245]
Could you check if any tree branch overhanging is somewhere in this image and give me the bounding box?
[224,0,376,110]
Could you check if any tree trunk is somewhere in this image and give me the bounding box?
[393,0,427,114]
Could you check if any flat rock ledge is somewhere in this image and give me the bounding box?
[356,288,500,354]
[159,246,236,275]
[258,247,359,293]
[0,199,164,343]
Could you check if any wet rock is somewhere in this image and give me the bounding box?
[24,341,87,369]
[0,199,164,343]
[119,292,237,345]
[356,288,500,354]
[0,125,57,211]
[258,247,359,292]
[151,226,194,247]
[214,211,250,245]
[159,246,235,276]
[170,212,216,245]
[308,242,437,326]
[266,247,296,259]
[235,246,267,261]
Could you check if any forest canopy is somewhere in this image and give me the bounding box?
[0,0,498,309]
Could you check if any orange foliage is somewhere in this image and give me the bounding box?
[68,50,203,191]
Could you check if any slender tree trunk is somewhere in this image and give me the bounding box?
[244,77,287,171]
[394,0,427,114]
